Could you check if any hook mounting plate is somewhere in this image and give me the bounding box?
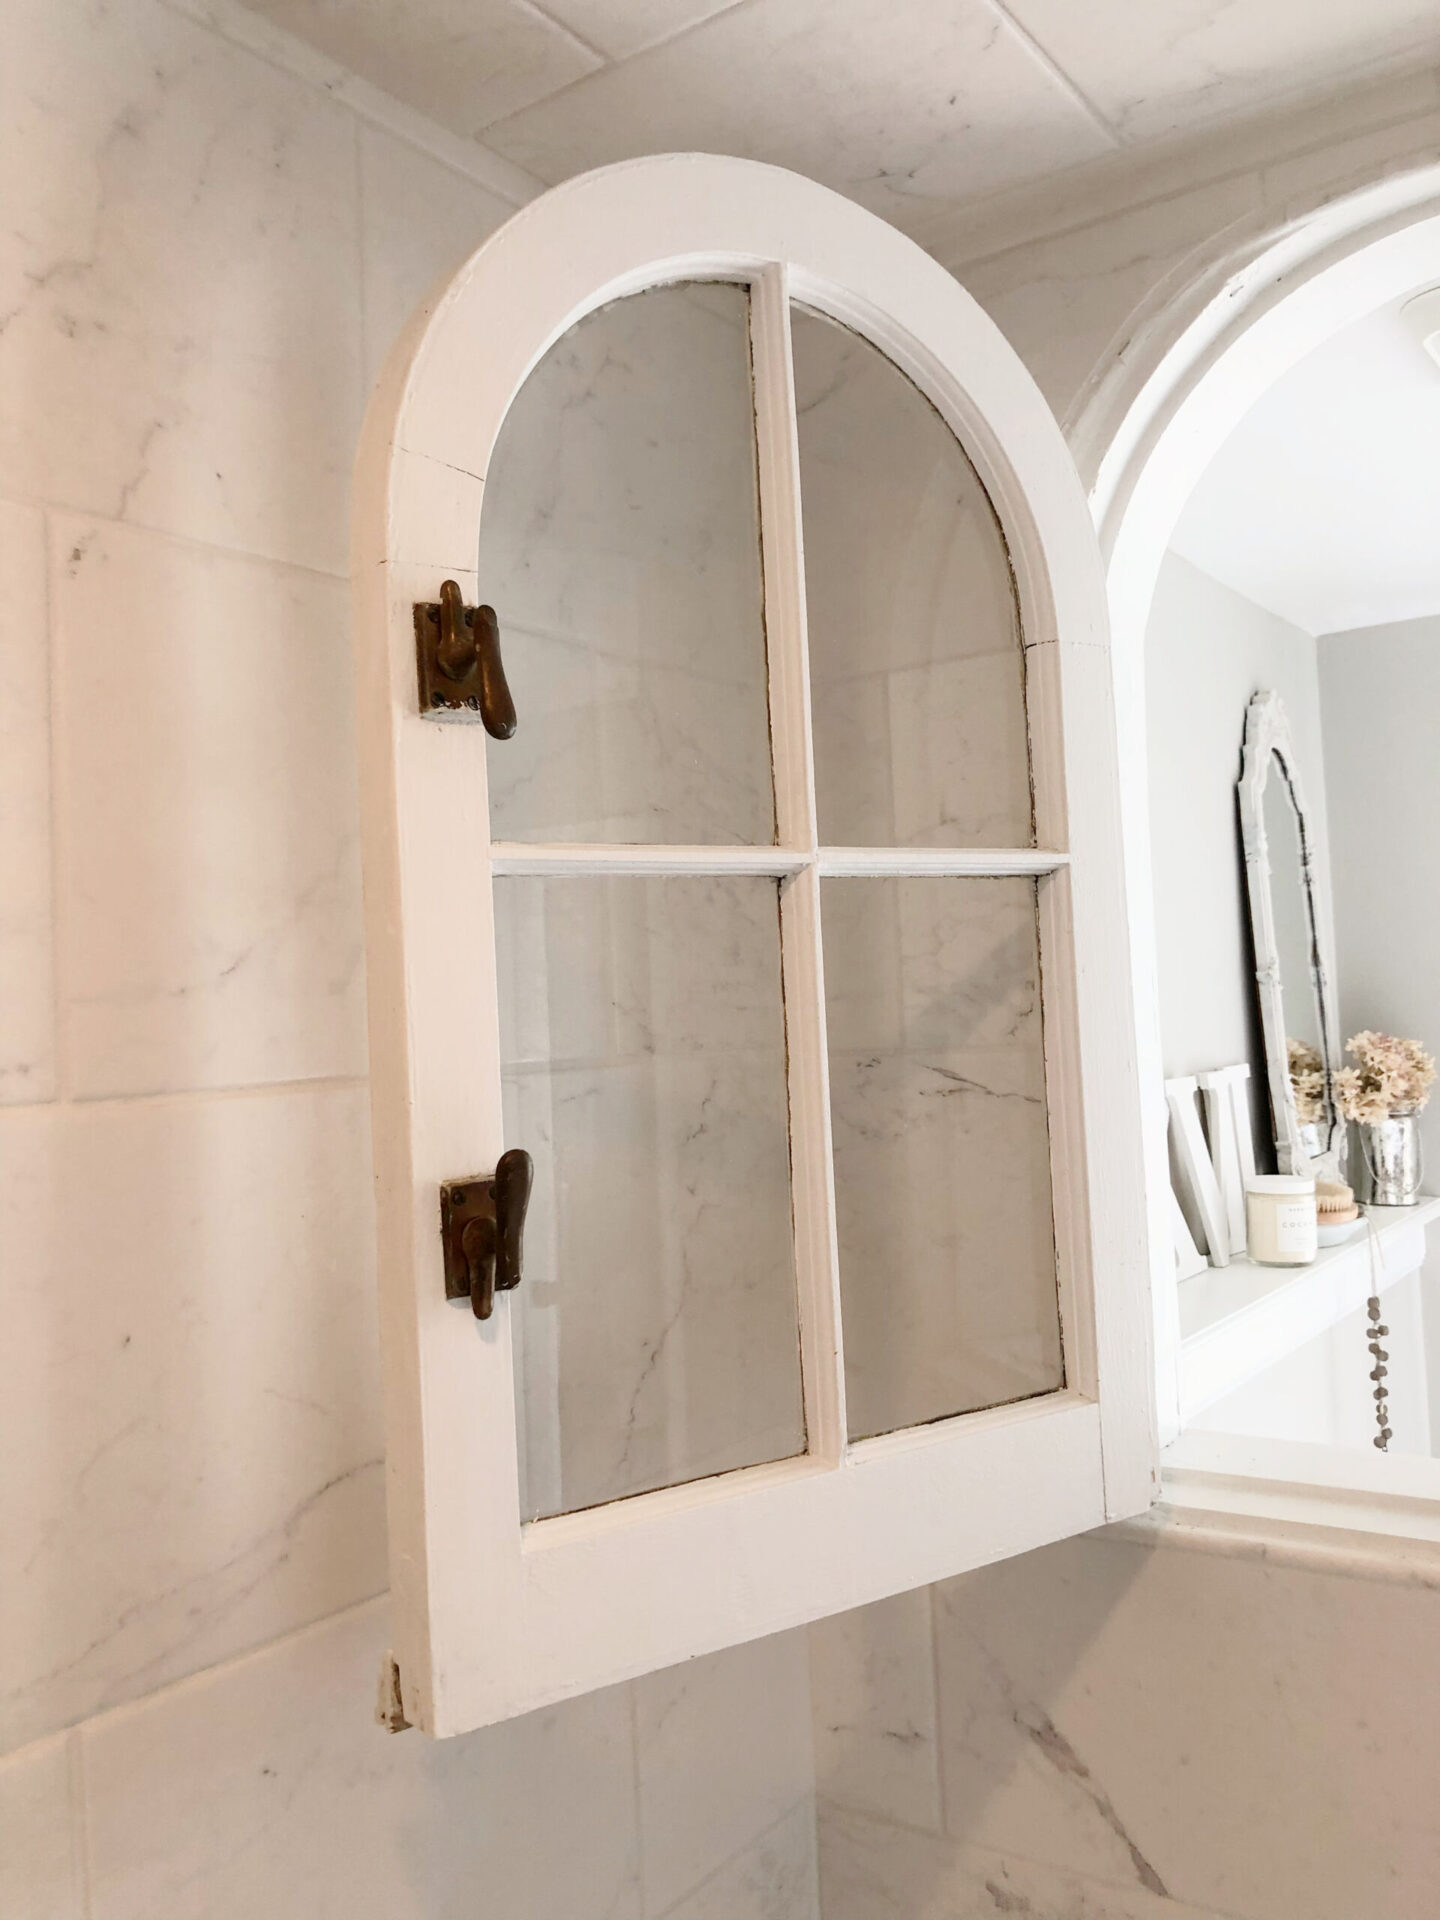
[414,579,517,736]
[440,1149,533,1320]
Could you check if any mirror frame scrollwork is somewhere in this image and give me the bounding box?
[1238,688,1341,1174]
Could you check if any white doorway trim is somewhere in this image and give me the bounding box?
[1086,160,1440,1457]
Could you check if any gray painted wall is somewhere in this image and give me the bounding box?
[1320,614,1440,1175]
[1145,551,1333,1159]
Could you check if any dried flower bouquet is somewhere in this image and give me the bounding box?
[1334,1031,1436,1125]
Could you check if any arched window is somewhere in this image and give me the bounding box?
[353,154,1152,1737]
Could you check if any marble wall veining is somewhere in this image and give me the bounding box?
[0,1,820,1914]
[10,3,1440,1917]
[479,279,775,846]
[0,0,361,573]
[56,519,368,1099]
[822,876,1061,1438]
[811,1526,1440,1920]
[931,68,1440,480]
[0,1085,383,1751]
[0,0,397,1755]
[496,873,804,1519]
[792,305,1033,853]
[801,89,1440,1920]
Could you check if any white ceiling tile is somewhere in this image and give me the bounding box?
[481,0,1116,238]
[246,0,603,135]
[535,0,748,62]
[1003,0,1440,143]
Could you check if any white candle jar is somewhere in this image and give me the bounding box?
[1245,1174,1318,1266]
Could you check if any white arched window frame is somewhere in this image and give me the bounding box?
[353,154,1154,1738]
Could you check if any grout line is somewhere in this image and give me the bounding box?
[558,0,756,65]
[942,160,1249,273]
[14,491,351,587]
[650,1799,814,1920]
[927,1583,949,1834]
[631,0,755,61]
[944,164,1248,273]
[818,1792,956,1843]
[43,511,71,1106]
[69,1729,94,1920]
[986,0,1125,151]
[941,93,1440,272]
[155,0,545,206]
[830,1808,1253,1920]
[142,0,1440,283]
[1251,99,1440,193]
[353,113,370,419]
[521,0,610,68]
[608,0,760,64]
[0,1075,369,1120]
[627,1677,650,1918]
[70,1074,371,1111]
[478,0,768,139]
[5,1591,394,1765]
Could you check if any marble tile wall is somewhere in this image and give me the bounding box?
[1000,0,1439,149]
[791,306,1032,852]
[811,1528,1440,1920]
[794,61,1440,1920]
[55,520,367,1098]
[0,1085,383,1750]
[1,1604,818,1920]
[0,0,466,1760]
[789,304,1062,1440]
[931,75,1440,474]
[1,1,820,1914]
[1,0,360,573]
[0,499,54,1105]
[495,874,803,1519]
[822,877,1061,1439]
[479,278,774,846]
[10,4,1440,1917]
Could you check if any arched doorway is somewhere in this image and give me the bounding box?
[1092,163,1440,1473]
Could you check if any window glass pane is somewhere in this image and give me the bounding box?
[792,307,1033,849]
[495,874,804,1519]
[480,283,775,845]
[822,876,1062,1439]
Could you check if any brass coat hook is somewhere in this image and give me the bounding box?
[414,579,517,737]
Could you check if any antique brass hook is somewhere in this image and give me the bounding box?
[441,1149,534,1320]
[414,579,518,737]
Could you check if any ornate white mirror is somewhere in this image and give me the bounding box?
[1238,689,1342,1173]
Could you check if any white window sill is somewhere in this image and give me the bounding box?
[1175,1195,1440,1425]
[1114,1476,1440,1586]
[1160,1426,1440,1544]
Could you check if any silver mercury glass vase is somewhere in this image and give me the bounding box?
[1363,1108,1423,1207]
